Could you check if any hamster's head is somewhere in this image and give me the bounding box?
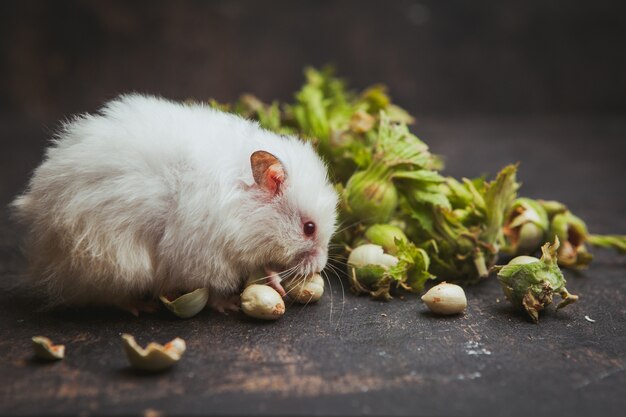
[239,145,338,277]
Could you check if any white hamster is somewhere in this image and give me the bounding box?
[11,94,338,312]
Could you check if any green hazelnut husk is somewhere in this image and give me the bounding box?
[347,244,399,299]
[548,211,593,269]
[538,200,568,217]
[494,238,578,323]
[502,198,549,255]
[344,171,398,225]
[364,224,408,255]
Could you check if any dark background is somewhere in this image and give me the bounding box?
[1,1,625,416]
[1,0,626,122]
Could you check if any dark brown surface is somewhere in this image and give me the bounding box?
[2,1,626,415]
[1,117,625,416]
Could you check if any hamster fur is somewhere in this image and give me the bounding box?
[11,94,338,308]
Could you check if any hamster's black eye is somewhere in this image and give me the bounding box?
[303,221,316,236]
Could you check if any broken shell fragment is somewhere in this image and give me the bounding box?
[32,336,65,360]
[283,273,325,304]
[241,284,285,320]
[159,288,209,318]
[121,334,186,371]
[421,282,467,315]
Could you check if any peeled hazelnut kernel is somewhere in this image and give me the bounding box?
[159,288,209,319]
[508,255,540,265]
[32,336,65,360]
[421,282,467,315]
[241,284,285,320]
[283,273,325,304]
[121,334,186,372]
[348,244,398,269]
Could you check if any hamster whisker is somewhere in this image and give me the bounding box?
[322,271,345,330]
[322,263,346,331]
[291,272,318,321]
[336,270,345,332]
[323,261,342,276]
[321,268,334,325]
[333,220,363,235]
[282,270,308,300]
[279,268,302,309]
[278,264,300,279]
[283,268,315,313]
[327,254,349,263]
[322,266,345,332]
[326,258,351,274]
[323,264,342,283]
[245,264,300,286]
[327,243,349,251]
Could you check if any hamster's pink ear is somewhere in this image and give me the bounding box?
[250,150,286,195]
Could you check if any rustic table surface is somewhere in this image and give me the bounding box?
[1,117,625,416]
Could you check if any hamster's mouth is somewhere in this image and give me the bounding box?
[272,261,317,279]
[292,259,321,278]
[270,249,323,279]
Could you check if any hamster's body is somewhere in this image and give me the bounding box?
[12,94,338,308]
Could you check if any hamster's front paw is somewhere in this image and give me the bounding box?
[209,295,241,314]
[264,268,287,297]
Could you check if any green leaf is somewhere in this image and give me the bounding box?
[405,201,436,235]
[387,239,435,293]
[392,170,446,184]
[407,188,451,210]
[444,177,474,208]
[375,112,431,168]
[482,164,520,244]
